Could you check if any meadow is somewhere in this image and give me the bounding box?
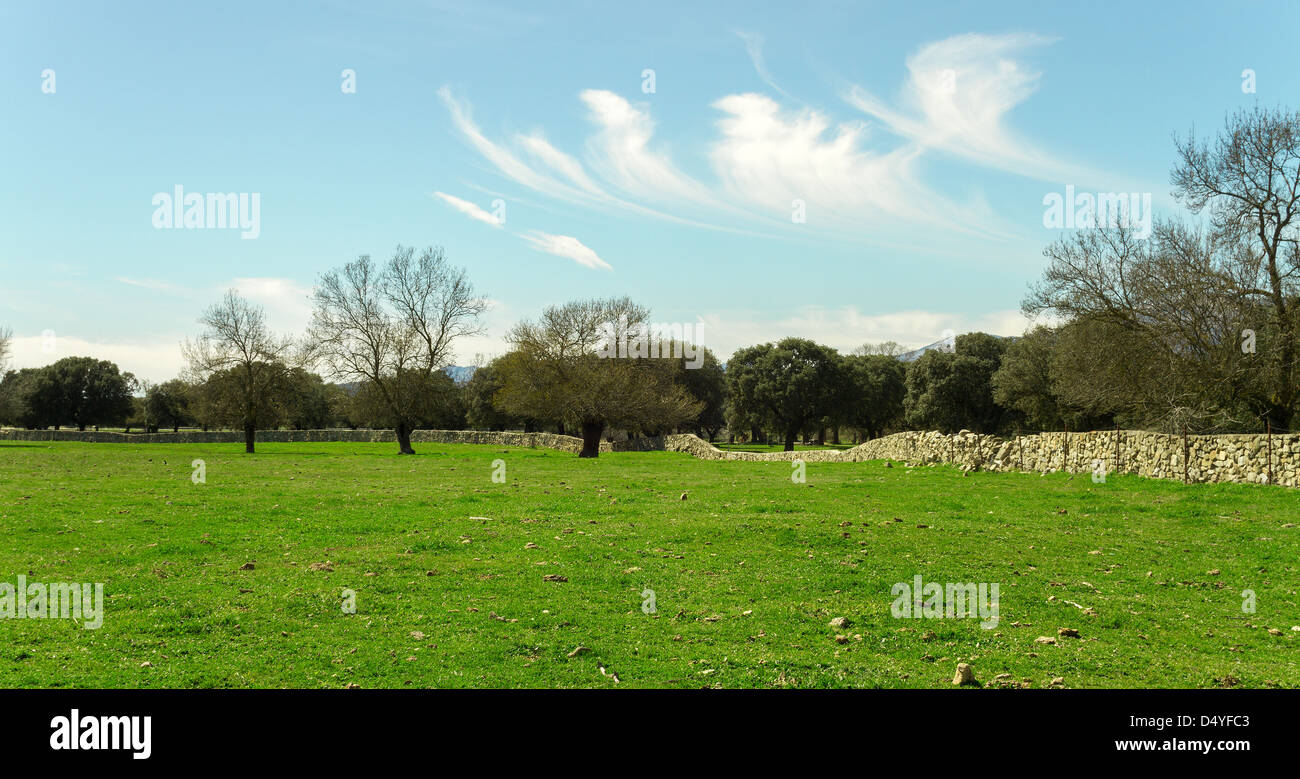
[0,440,1297,688]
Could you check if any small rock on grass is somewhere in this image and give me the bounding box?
[1034,636,1057,645]
[829,617,851,629]
[542,574,568,582]
[1057,627,1080,638]
[952,663,977,686]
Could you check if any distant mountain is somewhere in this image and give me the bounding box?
[897,333,1013,362]
[444,365,477,383]
[898,335,956,362]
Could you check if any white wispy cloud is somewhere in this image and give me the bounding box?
[115,277,189,294]
[735,30,793,100]
[433,191,503,227]
[438,32,1111,242]
[439,86,599,206]
[517,133,607,196]
[844,33,1092,183]
[438,86,760,235]
[521,231,612,270]
[708,92,997,234]
[579,89,715,206]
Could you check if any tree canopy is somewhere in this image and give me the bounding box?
[495,298,701,456]
[726,337,847,451]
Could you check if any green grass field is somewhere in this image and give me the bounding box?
[1,440,1297,689]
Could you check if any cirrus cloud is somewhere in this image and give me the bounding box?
[433,191,503,227]
[521,231,612,270]
[438,32,1132,246]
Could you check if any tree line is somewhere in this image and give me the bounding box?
[1,106,1296,453]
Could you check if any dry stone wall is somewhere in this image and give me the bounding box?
[3,427,1297,488]
[658,429,1300,488]
[0,428,591,452]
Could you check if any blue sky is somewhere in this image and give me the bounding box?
[2,0,1295,382]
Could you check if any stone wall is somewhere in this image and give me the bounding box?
[0,428,590,452]
[3,427,1296,488]
[0,427,669,455]
[655,429,1300,488]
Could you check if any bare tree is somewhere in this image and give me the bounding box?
[1172,106,1300,427]
[1026,220,1268,431]
[854,340,907,357]
[183,290,304,453]
[309,246,486,454]
[0,327,11,372]
[1026,107,1300,431]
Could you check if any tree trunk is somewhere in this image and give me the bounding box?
[832,426,840,445]
[783,428,798,452]
[244,422,256,453]
[396,422,415,455]
[557,421,566,436]
[579,421,604,458]
[816,428,826,445]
